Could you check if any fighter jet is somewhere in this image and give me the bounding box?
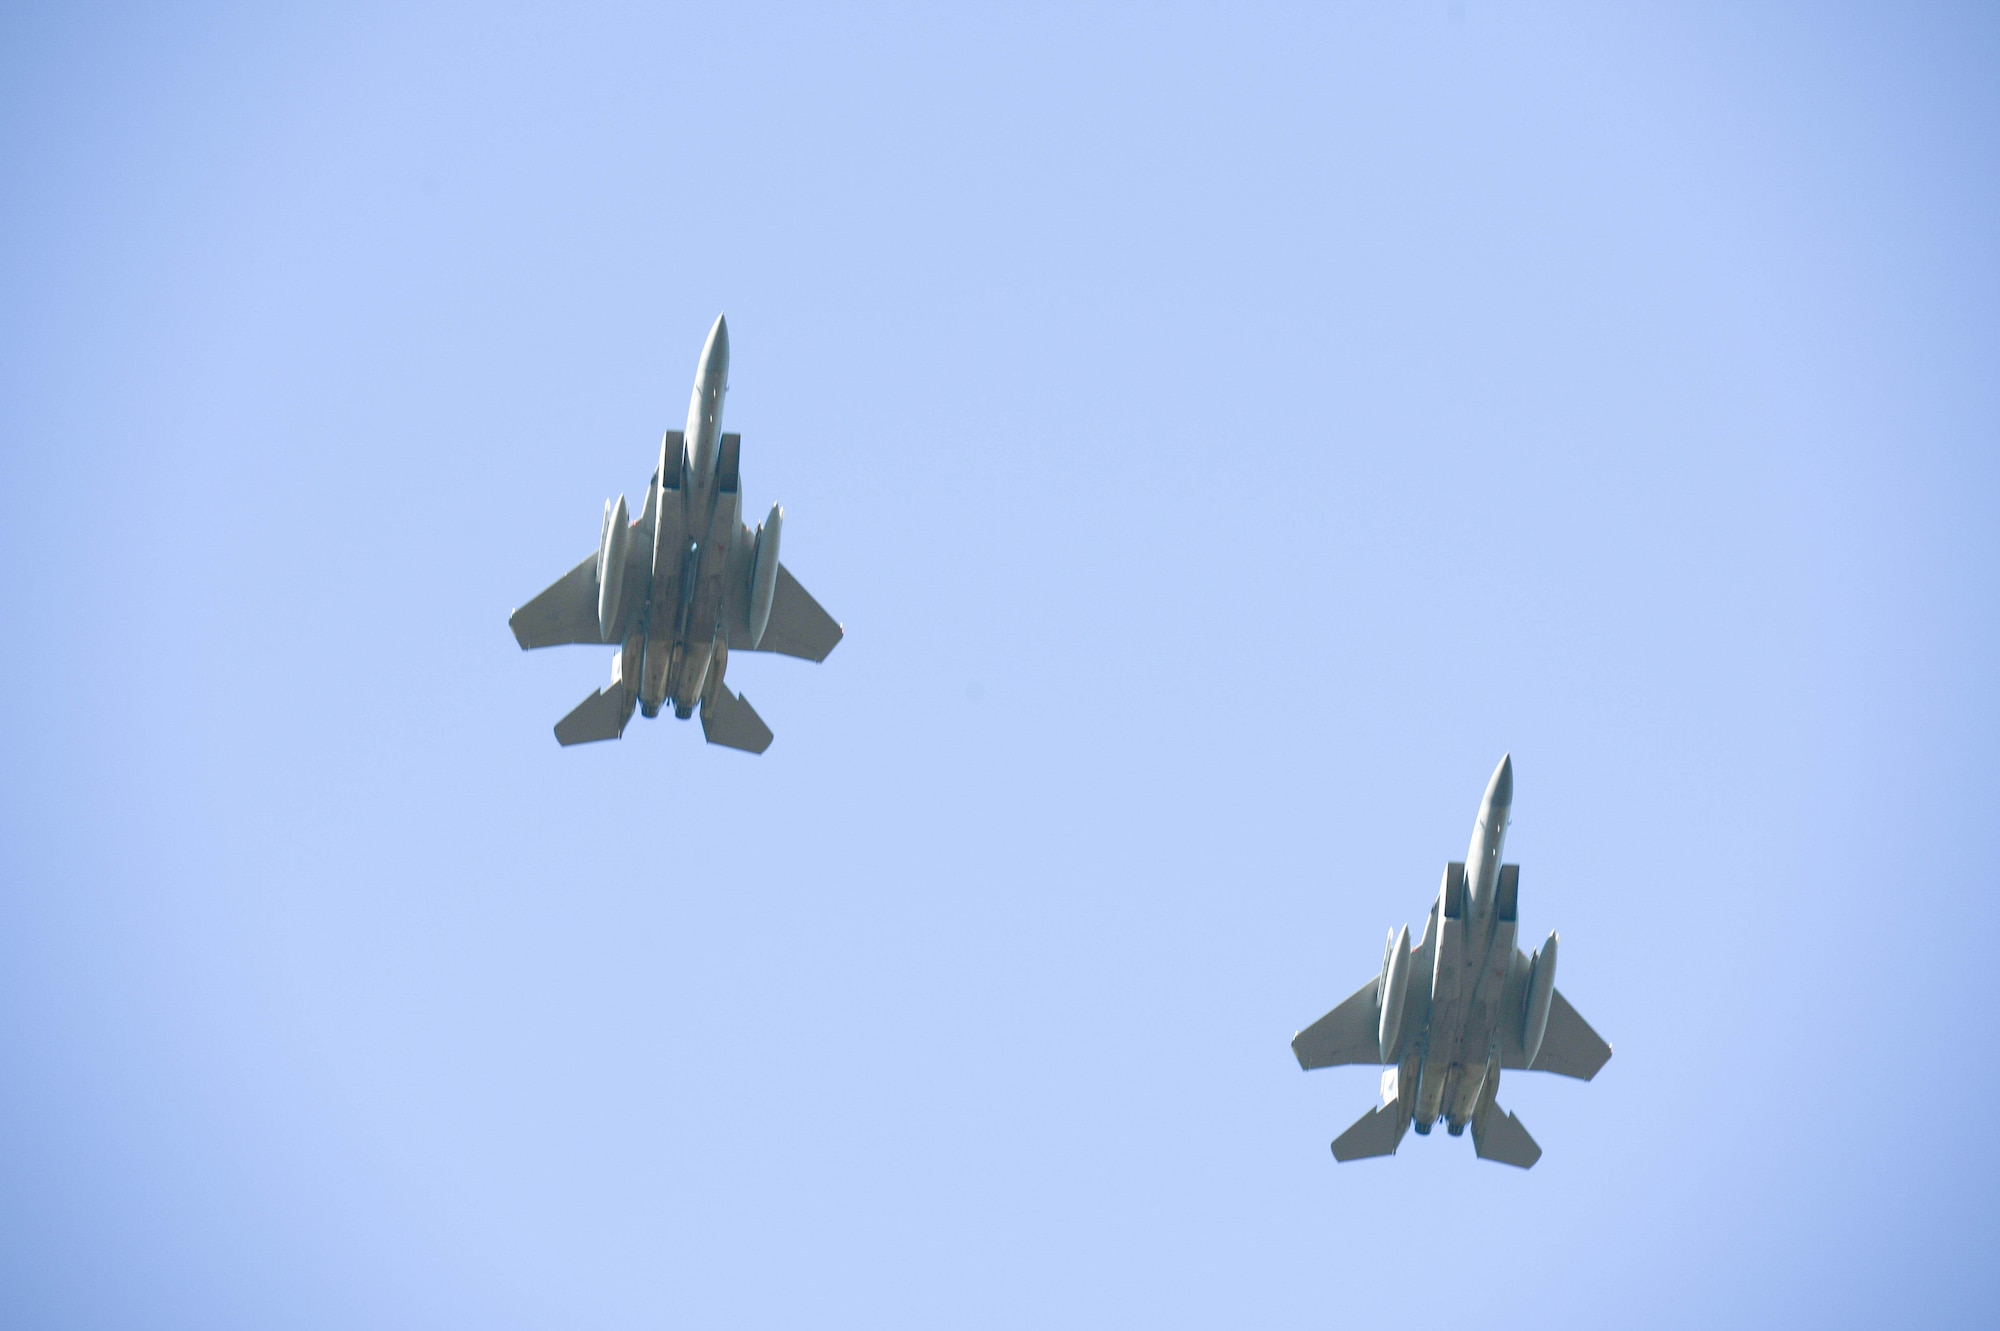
[1291,756,1610,1168]
[508,315,841,752]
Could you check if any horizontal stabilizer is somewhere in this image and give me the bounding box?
[1471,1104,1542,1169]
[701,687,773,754]
[554,685,633,746]
[1292,978,1381,1070]
[1331,1102,1407,1162]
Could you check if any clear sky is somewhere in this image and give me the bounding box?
[3,3,1997,1327]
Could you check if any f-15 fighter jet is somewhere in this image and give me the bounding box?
[1292,756,1610,1168]
[508,315,841,752]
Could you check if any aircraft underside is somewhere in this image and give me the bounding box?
[1292,758,1612,1168]
[507,317,843,755]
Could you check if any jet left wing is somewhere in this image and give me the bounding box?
[1498,979,1612,1081]
[1292,978,1381,1070]
[720,536,843,661]
[1527,990,1612,1080]
[750,565,842,661]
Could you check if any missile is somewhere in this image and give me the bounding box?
[749,504,784,648]
[1378,923,1412,1061]
[598,493,630,642]
[1522,931,1559,1068]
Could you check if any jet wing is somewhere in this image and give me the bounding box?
[510,515,658,650]
[756,566,843,660]
[1498,978,1612,1081]
[1292,978,1381,1070]
[720,535,842,661]
[1527,990,1612,1080]
[510,550,602,649]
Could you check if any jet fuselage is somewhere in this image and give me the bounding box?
[507,316,841,752]
[1290,755,1608,1166]
[638,315,739,719]
[1407,755,1524,1136]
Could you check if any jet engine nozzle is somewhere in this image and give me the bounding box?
[1378,924,1412,1061]
[749,504,784,648]
[598,493,631,642]
[1522,931,1559,1067]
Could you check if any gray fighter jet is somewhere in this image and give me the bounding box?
[508,315,842,752]
[1291,756,1610,1168]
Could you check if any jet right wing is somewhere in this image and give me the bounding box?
[510,550,602,649]
[510,508,656,651]
[1292,978,1381,1070]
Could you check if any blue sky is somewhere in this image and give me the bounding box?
[2,4,1996,1327]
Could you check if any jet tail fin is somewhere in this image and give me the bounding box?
[700,687,774,754]
[1471,1103,1542,1169]
[554,685,634,746]
[1330,1102,1407,1162]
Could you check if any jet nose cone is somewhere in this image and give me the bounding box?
[1485,753,1514,810]
[697,313,730,382]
